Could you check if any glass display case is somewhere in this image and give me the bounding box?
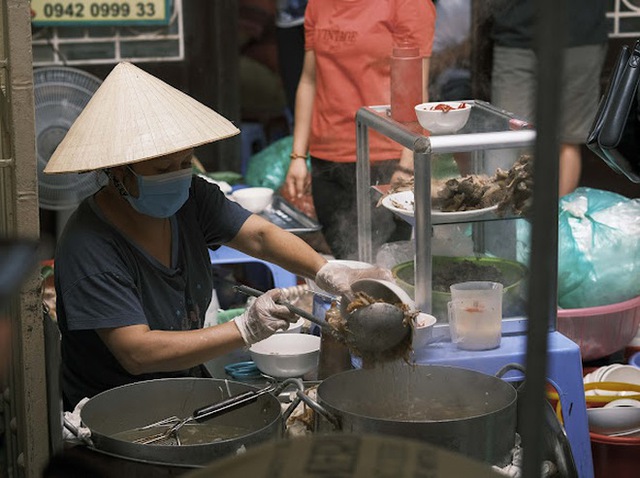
[354,100,593,478]
[355,99,536,337]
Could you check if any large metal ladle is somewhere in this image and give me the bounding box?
[339,279,411,353]
[234,284,341,339]
[234,283,408,353]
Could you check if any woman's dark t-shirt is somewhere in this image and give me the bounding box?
[55,176,251,409]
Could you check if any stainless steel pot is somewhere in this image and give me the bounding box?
[299,364,518,466]
[78,378,296,467]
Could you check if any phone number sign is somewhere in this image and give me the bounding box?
[31,0,170,26]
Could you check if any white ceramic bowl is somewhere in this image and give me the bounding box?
[415,101,472,134]
[231,187,274,213]
[250,333,320,378]
[412,312,437,349]
[587,406,640,435]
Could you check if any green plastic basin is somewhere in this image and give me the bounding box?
[392,256,527,321]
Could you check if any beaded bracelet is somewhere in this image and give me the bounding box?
[289,153,307,160]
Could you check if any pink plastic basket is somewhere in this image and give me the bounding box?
[557,295,640,361]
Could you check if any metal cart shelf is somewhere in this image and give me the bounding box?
[355,100,535,321]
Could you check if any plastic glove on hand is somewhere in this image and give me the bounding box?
[63,397,92,442]
[314,262,394,300]
[234,288,298,345]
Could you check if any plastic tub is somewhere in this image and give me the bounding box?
[557,295,640,361]
[590,432,640,478]
[392,256,527,321]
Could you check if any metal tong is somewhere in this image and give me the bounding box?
[234,284,338,337]
[236,283,410,353]
[134,382,277,445]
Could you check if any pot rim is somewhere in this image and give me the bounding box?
[81,377,282,449]
[317,365,518,423]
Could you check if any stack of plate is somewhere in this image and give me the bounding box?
[583,364,640,396]
[584,364,640,437]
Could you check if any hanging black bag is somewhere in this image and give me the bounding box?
[587,40,640,183]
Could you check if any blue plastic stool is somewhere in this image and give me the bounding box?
[240,122,267,177]
[209,246,297,290]
[412,332,593,478]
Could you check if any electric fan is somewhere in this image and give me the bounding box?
[34,66,106,211]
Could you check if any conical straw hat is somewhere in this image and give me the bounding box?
[44,62,240,174]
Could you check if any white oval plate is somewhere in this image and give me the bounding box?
[381,190,499,225]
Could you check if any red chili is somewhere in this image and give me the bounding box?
[431,103,453,112]
[430,102,467,113]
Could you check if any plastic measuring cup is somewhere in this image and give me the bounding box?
[448,281,503,350]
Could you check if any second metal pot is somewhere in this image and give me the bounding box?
[79,378,289,467]
[301,364,518,466]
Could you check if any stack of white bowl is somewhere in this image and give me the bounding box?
[584,364,640,437]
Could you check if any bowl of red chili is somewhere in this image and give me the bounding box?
[415,101,471,134]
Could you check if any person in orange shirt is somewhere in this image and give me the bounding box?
[285,0,436,260]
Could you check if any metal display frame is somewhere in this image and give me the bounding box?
[365,98,592,475]
[355,2,569,474]
[355,100,537,336]
[355,89,570,478]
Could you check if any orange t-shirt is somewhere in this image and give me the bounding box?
[305,0,436,163]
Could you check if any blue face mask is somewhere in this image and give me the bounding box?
[124,167,192,218]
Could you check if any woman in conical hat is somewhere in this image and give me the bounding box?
[46,62,391,410]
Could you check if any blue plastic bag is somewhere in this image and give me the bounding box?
[558,187,640,308]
